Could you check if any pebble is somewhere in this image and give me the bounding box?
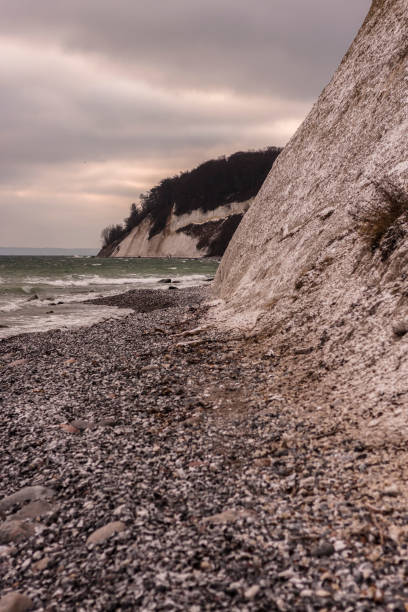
[245,585,260,600]
[1,286,407,610]
[32,557,50,572]
[383,484,399,497]
[312,542,335,558]
[59,423,80,434]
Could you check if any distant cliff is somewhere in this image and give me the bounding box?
[98,147,281,258]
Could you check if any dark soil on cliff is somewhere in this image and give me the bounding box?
[1,286,408,611]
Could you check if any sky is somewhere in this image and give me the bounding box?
[0,1,371,248]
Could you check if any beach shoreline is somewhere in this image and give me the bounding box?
[1,286,408,610]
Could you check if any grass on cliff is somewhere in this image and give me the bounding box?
[354,179,408,260]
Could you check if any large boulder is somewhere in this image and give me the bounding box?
[213,0,408,425]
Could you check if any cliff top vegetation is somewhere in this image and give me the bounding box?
[101,147,281,248]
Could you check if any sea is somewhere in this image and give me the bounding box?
[0,248,218,340]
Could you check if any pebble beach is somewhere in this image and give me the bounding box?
[1,286,408,611]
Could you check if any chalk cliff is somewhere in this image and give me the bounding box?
[110,200,252,258]
[99,147,281,258]
[213,0,408,435]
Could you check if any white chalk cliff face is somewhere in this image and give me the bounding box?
[112,200,251,258]
[213,0,408,432]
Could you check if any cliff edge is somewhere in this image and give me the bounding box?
[213,0,408,436]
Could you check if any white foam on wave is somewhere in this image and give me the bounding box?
[22,273,208,288]
[0,304,134,340]
[0,298,27,313]
[0,273,210,318]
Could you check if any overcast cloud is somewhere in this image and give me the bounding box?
[0,0,371,247]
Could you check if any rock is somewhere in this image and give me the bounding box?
[158,279,172,284]
[392,321,408,337]
[245,585,260,600]
[12,500,55,520]
[312,542,335,558]
[334,540,347,552]
[46,310,54,314]
[382,484,399,497]
[0,486,55,512]
[64,358,76,365]
[6,359,27,369]
[168,285,179,290]
[32,557,50,572]
[98,418,116,427]
[178,326,210,338]
[0,592,33,612]
[0,324,9,329]
[175,339,206,348]
[202,509,251,525]
[70,419,93,431]
[86,521,126,545]
[27,294,38,301]
[318,207,335,220]
[59,423,80,434]
[0,520,35,545]
[293,347,314,356]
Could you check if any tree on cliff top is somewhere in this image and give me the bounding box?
[100,146,281,246]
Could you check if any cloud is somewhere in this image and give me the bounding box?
[0,0,371,247]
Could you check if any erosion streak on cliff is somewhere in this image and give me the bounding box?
[213,0,408,430]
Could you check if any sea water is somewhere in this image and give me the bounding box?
[0,251,218,339]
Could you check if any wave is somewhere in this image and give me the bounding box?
[0,273,209,314]
[0,304,133,340]
[20,274,208,288]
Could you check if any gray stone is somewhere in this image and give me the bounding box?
[70,419,93,431]
[0,486,55,512]
[32,557,50,572]
[86,521,126,545]
[12,500,55,520]
[312,542,335,558]
[0,521,36,545]
[0,593,33,612]
[245,585,260,600]
[202,509,251,525]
